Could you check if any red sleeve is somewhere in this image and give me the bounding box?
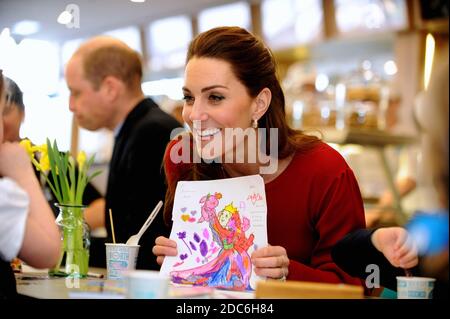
[162,136,194,224]
[288,168,365,285]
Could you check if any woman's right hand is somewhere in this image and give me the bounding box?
[0,142,33,181]
[152,236,178,266]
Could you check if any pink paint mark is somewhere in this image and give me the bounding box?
[203,228,209,240]
[188,217,196,223]
[173,261,184,267]
[195,257,200,263]
[242,217,250,232]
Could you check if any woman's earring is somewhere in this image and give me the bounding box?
[252,119,258,129]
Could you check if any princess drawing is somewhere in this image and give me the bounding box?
[171,193,255,291]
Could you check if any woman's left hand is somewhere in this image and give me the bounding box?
[251,245,289,280]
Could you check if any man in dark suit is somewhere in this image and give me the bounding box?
[65,36,181,270]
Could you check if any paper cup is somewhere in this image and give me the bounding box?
[396,276,436,299]
[105,243,140,280]
[125,270,170,299]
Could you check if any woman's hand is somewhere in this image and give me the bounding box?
[371,227,418,269]
[0,142,34,181]
[152,236,178,266]
[251,245,289,280]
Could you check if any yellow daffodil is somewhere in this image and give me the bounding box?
[77,151,86,171]
[39,152,50,172]
[22,142,49,172]
[19,139,34,159]
[25,138,100,205]
[32,143,47,155]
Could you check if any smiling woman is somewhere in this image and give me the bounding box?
[152,27,367,287]
[182,58,260,161]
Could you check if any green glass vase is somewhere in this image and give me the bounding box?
[48,204,90,278]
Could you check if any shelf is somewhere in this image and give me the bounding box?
[317,128,418,147]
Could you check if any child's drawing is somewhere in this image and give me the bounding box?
[160,175,267,291]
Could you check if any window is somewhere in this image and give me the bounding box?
[11,39,60,96]
[61,38,84,68]
[21,86,73,152]
[262,0,323,49]
[335,0,408,34]
[0,34,70,150]
[103,26,142,53]
[78,128,114,164]
[198,2,251,33]
[148,15,192,72]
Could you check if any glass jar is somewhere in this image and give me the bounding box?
[342,60,389,130]
[49,204,90,278]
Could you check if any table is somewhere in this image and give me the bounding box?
[15,267,119,299]
[15,267,254,299]
[16,267,375,299]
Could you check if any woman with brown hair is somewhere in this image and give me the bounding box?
[153,27,365,285]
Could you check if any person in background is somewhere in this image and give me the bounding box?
[411,60,448,298]
[1,76,103,224]
[332,227,419,292]
[153,27,366,284]
[65,36,181,270]
[332,60,448,298]
[0,70,61,299]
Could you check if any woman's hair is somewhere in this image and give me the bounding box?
[0,70,4,100]
[0,70,5,110]
[186,26,319,159]
[163,27,320,223]
[4,76,25,112]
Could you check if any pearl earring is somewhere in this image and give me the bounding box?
[252,119,258,129]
